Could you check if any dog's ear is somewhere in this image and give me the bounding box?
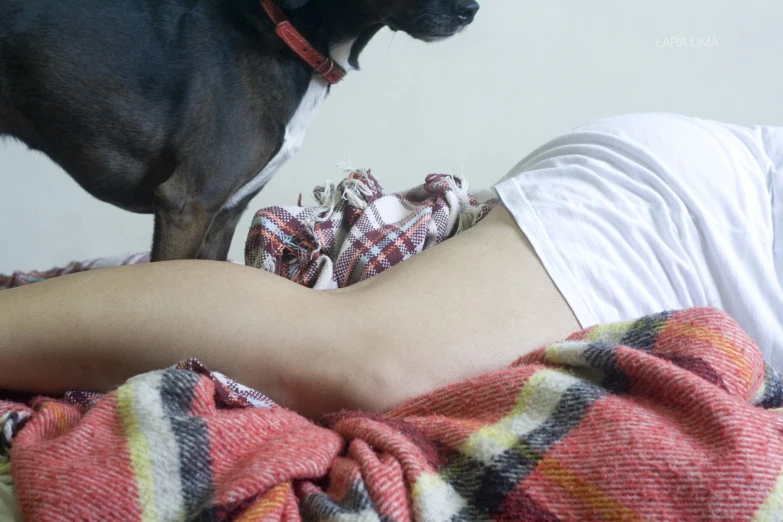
[277,0,310,9]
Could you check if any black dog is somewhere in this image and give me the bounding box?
[0,0,479,261]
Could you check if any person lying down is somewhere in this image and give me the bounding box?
[0,113,782,520]
[0,112,780,415]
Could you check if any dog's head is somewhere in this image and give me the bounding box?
[372,0,480,42]
[280,0,480,43]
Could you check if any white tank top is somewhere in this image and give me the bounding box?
[494,113,783,370]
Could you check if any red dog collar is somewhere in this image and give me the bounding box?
[260,0,347,85]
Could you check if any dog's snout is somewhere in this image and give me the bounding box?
[456,0,479,24]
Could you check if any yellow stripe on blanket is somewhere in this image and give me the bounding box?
[117,384,158,522]
[461,370,580,464]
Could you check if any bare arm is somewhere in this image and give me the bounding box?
[0,207,579,417]
[0,261,354,417]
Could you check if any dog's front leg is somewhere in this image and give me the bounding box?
[198,201,251,262]
[150,174,219,261]
[152,206,215,261]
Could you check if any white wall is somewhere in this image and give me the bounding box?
[2,0,782,272]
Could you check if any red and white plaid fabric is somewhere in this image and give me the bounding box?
[245,170,499,289]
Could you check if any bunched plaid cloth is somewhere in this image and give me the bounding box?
[0,308,781,520]
[0,253,150,289]
[244,169,499,288]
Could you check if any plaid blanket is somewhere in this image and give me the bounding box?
[0,170,497,290]
[246,169,498,288]
[1,308,782,521]
[0,253,150,289]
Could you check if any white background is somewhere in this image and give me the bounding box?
[2,0,782,271]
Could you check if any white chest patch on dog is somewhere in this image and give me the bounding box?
[223,77,328,209]
[329,40,357,71]
[223,40,357,210]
